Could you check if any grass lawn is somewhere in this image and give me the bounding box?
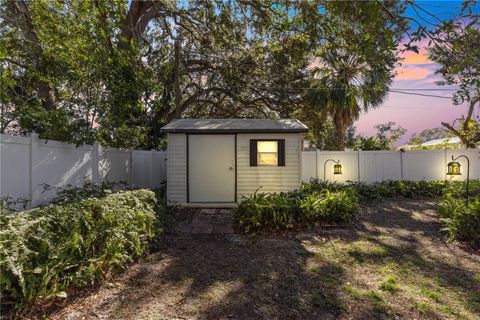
[43,199,479,320]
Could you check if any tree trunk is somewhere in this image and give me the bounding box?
[12,0,56,110]
[174,40,181,118]
[441,96,479,148]
[119,0,156,50]
[334,112,345,151]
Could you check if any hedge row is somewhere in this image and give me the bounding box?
[238,188,359,234]
[237,179,480,234]
[302,179,451,202]
[0,189,163,304]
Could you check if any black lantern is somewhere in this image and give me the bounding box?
[447,155,470,204]
[446,161,461,175]
[333,163,343,175]
[323,159,342,181]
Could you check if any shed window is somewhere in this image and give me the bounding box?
[257,141,278,165]
[250,139,285,167]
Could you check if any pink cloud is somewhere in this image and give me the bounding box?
[399,44,433,65]
[394,39,437,81]
[355,39,464,145]
[395,65,433,80]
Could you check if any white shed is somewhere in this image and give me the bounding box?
[161,119,308,207]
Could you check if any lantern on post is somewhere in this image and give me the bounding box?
[447,154,470,204]
[323,159,342,181]
[334,163,343,175]
[446,161,461,175]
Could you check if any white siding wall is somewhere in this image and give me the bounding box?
[166,133,187,203]
[236,133,302,200]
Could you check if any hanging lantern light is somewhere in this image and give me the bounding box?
[333,163,343,175]
[447,161,461,175]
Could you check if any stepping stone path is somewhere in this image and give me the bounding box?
[172,208,235,236]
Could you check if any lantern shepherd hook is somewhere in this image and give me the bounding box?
[323,159,342,182]
[447,154,470,204]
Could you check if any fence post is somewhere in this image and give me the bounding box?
[92,142,99,184]
[150,149,155,188]
[315,149,320,180]
[29,133,39,207]
[400,149,404,180]
[129,148,133,189]
[357,149,361,182]
[444,148,448,181]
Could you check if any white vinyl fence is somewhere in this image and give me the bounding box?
[302,149,480,183]
[0,133,166,207]
[2,132,479,208]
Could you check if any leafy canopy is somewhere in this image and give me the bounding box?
[1,0,408,149]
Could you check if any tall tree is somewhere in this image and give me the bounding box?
[303,2,403,150]
[428,6,480,147]
[1,0,408,149]
[353,122,406,151]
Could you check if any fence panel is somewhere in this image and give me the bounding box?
[33,137,95,206]
[317,150,359,183]
[302,148,480,183]
[360,151,402,183]
[0,135,30,202]
[101,149,131,185]
[402,150,446,181]
[0,133,167,207]
[301,151,316,182]
[151,151,167,188]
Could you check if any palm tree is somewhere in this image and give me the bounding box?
[305,50,392,150]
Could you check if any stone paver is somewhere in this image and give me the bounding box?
[172,208,235,236]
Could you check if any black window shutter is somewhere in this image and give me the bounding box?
[278,139,285,166]
[250,140,257,166]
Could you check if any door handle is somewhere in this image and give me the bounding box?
[229,166,233,170]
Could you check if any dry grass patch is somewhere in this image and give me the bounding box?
[29,199,480,320]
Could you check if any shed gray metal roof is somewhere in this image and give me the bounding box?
[161,119,308,133]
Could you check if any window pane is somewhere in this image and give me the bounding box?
[258,153,277,165]
[257,141,277,153]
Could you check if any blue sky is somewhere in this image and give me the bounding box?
[355,0,479,144]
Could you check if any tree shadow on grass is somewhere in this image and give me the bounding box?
[107,236,350,319]
[346,199,480,317]
[48,198,480,320]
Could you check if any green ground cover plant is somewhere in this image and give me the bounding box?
[0,189,164,307]
[302,179,452,202]
[237,179,480,234]
[438,191,480,247]
[238,187,359,234]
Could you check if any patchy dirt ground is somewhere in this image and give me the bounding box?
[34,199,480,319]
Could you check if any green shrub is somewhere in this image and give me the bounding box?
[299,189,358,222]
[237,191,297,233]
[46,180,126,205]
[438,193,480,247]
[302,179,472,203]
[0,189,163,305]
[237,179,480,234]
[237,187,359,234]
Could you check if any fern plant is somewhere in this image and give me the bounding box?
[0,189,163,306]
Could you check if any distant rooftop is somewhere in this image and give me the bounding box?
[161,119,308,133]
[420,137,461,147]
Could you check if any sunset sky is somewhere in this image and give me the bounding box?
[354,0,479,144]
